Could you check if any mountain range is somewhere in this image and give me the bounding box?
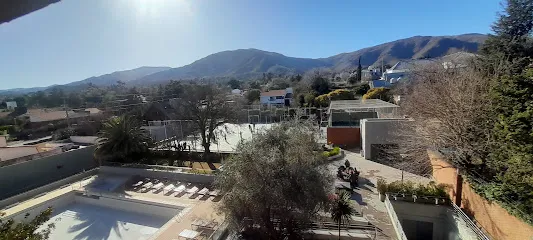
[1,33,487,95]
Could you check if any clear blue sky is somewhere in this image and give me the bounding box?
[0,0,501,90]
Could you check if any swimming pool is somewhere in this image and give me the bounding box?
[36,193,183,240]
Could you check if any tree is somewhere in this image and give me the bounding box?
[249,81,261,89]
[328,89,354,101]
[304,93,316,107]
[0,208,54,240]
[95,115,152,163]
[310,74,331,95]
[216,119,332,239]
[174,84,237,161]
[362,87,392,102]
[246,89,261,104]
[477,0,533,223]
[298,94,305,107]
[391,64,492,176]
[329,191,356,240]
[347,75,358,85]
[356,57,362,82]
[480,0,533,75]
[228,79,242,89]
[353,83,370,96]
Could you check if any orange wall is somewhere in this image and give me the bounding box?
[327,127,360,148]
[429,151,533,240]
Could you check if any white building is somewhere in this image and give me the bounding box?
[259,87,293,105]
[5,101,17,110]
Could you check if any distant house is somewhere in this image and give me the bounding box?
[260,87,293,106]
[369,80,392,89]
[231,89,242,95]
[21,108,102,127]
[382,52,476,82]
[5,101,17,110]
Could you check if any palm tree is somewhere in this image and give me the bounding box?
[330,190,356,240]
[95,115,152,164]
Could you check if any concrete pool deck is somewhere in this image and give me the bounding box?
[1,173,224,240]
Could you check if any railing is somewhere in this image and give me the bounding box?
[384,194,408,240]
[451,202,491,240]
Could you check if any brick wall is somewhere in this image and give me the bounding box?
[326,127,360,148]
[429,151,533,240]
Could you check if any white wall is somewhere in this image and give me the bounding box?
[0,146,39,161]
[70,136,98,145]
[391,201,449,240]
[75,194,181,219]
[6,101,17,110]
[0,136,6,147]
[360,118,411,160]
[99,166,215,184]
[7,192,76,223]
[260,96,285,105]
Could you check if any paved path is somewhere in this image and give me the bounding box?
[329,150,430,240]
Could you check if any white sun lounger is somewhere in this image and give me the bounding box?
[186,186,199,194]
[132,181,143,187]
[163,184,175,192]
[142,182,153,188]
[209,190,220,196]
[198,187,209,195]
[152,183,165,191]
[174,185,186,195]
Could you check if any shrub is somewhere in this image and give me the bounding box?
[323,147,341,158]
[380,180,448,198]
[377,178,387,194]
[362,87,392,101]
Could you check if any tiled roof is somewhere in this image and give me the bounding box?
[84,108,102,114]
[24,109,89,122]
[260,89,286,97]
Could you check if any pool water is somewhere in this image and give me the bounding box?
[43,202,170,240]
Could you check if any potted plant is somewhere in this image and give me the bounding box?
[376,178,387,202]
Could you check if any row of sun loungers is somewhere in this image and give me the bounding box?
[131,179,220,197]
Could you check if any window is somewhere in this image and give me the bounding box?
[269,96,275,101]
[276,96,284,99]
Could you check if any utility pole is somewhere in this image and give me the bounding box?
[63,97,71,128]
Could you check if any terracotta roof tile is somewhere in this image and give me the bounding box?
[260,89,286,97]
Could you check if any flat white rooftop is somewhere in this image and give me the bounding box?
[175,123,273,153]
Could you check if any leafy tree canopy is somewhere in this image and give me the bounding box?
[216,119,332,239]
[0,208,54,240]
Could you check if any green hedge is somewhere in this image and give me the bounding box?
[323,147,341,158]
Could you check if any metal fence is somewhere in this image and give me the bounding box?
[451,202,491,240]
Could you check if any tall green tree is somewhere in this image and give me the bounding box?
[0,208,54,240]
[356,57,362,82]
[227,78,242,89]
[481,0,533,75]
[479,0,533,224]
[95,115,152,163]
[245,89,261,104]
[216,119,332,239]
[330,191,356,240]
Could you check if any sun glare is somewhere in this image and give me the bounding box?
[128,0,192,18]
